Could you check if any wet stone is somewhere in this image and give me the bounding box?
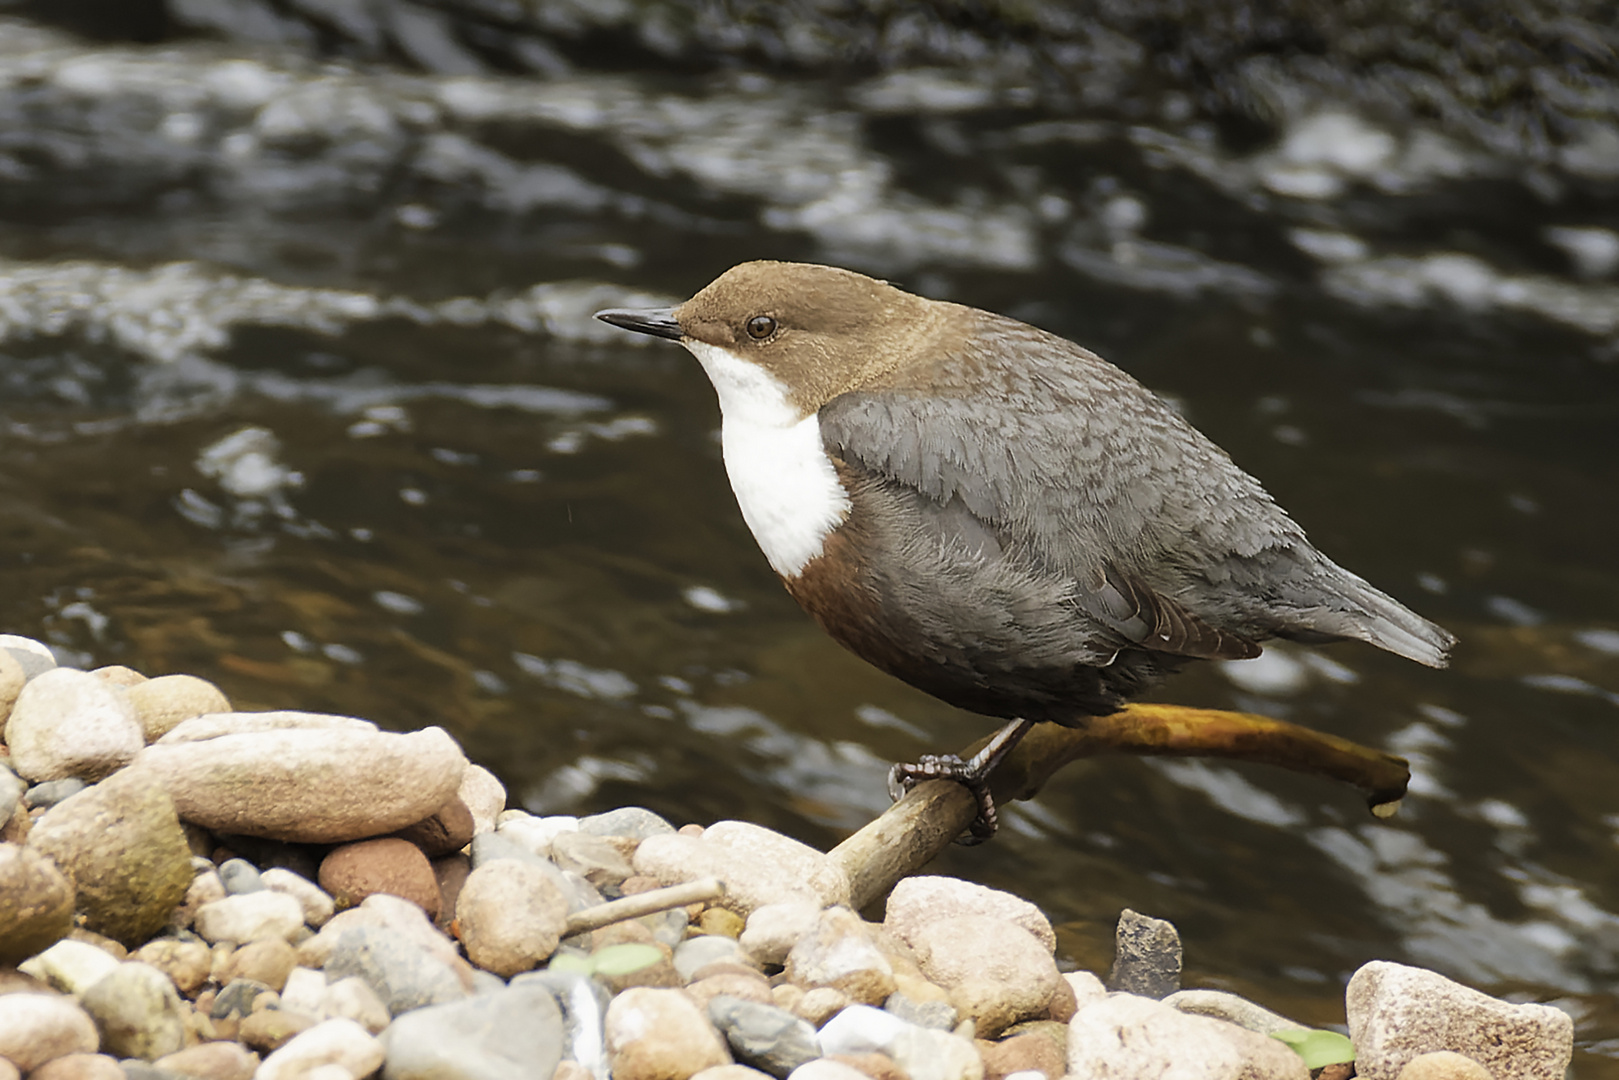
[1106,908,1182,999]
[709,994,821,1077]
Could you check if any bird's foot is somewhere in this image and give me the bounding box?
[887,755,1000,845]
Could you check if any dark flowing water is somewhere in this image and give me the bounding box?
[2,10,1619,1070]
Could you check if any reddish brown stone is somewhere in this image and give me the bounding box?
[318,837,439,918]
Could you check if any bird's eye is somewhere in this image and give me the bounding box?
[745,315,777,340]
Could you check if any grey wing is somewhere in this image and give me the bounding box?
[819,314,1454,667]
[819,353,1268,663]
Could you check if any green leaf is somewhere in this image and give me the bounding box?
[590,942,665,976]
[547,952,596,975]
[1270,1028,1355,1069]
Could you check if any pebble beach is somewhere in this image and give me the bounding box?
[0,633,1575,1080]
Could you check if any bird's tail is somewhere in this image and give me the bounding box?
[1279,564,1456,668]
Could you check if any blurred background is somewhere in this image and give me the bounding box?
[0,0,1616,1068]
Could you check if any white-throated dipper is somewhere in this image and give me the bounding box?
[597,261,1456,841]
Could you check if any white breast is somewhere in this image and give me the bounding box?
[683,341,851,579]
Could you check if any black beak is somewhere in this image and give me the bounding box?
[594,307,684,341]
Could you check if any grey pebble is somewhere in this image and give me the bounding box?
[708,994,821,1078]
[1107,908,1182,999]
[211,978,275,1019]
[325,924,471,1017]
[218,858,265,895]
[380,981,565,1080]
[24,777,87,810]
[576,806,675,840]
[884,990,957,1031]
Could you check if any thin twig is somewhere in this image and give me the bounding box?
[565,876,726,936]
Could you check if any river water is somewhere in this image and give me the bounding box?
[2,10,1618,1070]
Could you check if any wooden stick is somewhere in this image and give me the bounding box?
[564,877,725,936]
[832,702,1409,911]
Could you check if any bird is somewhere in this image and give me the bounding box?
[596,261,1455,841]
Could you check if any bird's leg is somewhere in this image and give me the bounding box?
[887,718,1035,844]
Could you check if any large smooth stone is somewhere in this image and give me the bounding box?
[130,715,467,843]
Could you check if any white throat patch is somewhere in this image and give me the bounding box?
[682,340,851,579]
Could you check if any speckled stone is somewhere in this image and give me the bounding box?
[1347,961,1571,1080]
[0,842,74,965]
[26,768,194,947]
